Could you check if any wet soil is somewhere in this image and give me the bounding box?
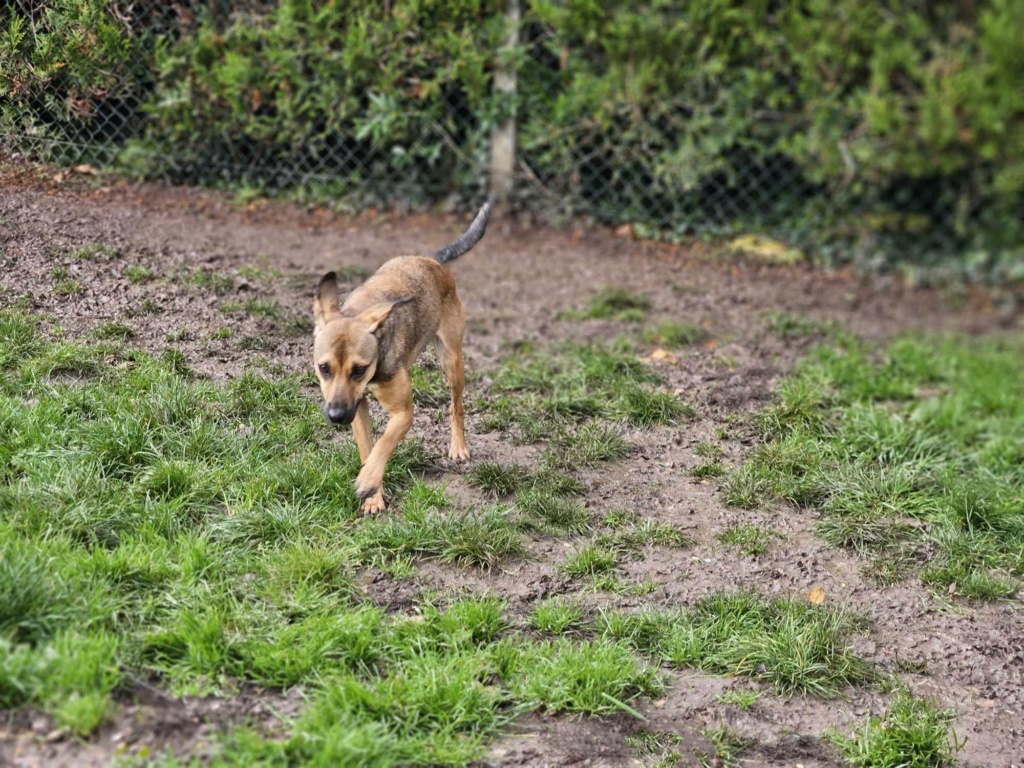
[1,158,1021,767]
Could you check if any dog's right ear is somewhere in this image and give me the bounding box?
[313,272,341,332]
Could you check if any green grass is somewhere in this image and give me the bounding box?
[692,461,725,478]
[122,264,156,284]
[716,689,758,709]
[564,544,619,578]
[601,591,872,696]
[54,279,83,296]
[725,335,1024,599]
[529,598,585,634]
[467,462,531,497]
[641,321,709,348]
[2,306,709,760]
[562,288,652,322]
[765,310,840,340]
[827,690,963,767]
[68,243,116,261]
[718,524,778,556]
[92,321,135,342]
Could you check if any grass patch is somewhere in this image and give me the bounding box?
[468,461,531,497]
[718,524,778,556]
[529,598,585,634]
[641,321,709,348]
[562,288,652,322]
[53,279,83,296]
[601,591,872,696]
[692,461,725,478]
[564,544,619,578]
[716,689,758,709]
[827,690,963,767]
[545,423,630,469]
[92,321,135,342]
[727,335,1024,599]
[766,310,840,340]
[476,340,691,455]
[2,306,700,758]
[122,264,155,284]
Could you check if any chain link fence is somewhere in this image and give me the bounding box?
[3,1,1022,282]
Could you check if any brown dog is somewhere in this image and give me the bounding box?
[312,200,491,513]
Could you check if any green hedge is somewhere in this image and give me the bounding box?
[2,0,1022,279]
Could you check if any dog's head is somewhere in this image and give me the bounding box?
[312,272,410,425]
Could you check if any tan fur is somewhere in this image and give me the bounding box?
[312,203,489,514]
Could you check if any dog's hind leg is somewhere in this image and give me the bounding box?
[436,303,470,462]
[354,370,413,514]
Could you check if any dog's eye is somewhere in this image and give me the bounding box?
[350,364,368,380]
[318,362,331,378]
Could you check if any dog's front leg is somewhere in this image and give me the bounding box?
[350,399,386,512]
[354,371,413,514]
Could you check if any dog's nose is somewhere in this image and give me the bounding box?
[326,404,355,425]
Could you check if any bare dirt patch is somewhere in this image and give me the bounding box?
[2,158,1021,767]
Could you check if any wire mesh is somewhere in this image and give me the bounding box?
[2,0,1019,280]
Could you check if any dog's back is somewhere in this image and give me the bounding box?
[341,257,455,382]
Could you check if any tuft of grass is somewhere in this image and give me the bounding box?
[545,423,630,470]
[563,288,652,322]
[627,729,684,767]
[92,321,135,342]
[602,591,872,696]
[529,598,585,634]
[186,268,234,295]
[53,279,83,296]
[766,311,839,340]
[641,321,709,348]
[69,243,116,261]
[702,723,753,768]
[368,502,524,570]
[716,689,759,709]
[692,461,726,478]
[729,335,1024,598]
[564,544,618,578]
[467,461,530,498]
[827,690,963,768]
[513,637,663,715]
[122,264,155,284]
[695,441,725,460]
[516,487,591,534]
[718,524,778,556]
[410,365,449,409]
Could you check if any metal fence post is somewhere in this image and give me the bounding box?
[489,0,520,218]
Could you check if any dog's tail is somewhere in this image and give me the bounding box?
[432,197,493,264]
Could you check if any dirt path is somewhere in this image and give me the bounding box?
[1,160,1021,767]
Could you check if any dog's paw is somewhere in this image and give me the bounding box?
[448,443,471,462]
[354,469,382,501]
[361,491,386,515]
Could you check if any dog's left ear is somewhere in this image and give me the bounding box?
[314,272,341,332]
[357,295,414,334]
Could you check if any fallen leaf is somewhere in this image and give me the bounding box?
[728,234,804,265]
[808,587,826,605]
[650,348,669,360]
[614,223,633,239]
[73,164,100,175]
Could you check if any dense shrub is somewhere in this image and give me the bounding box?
[1,0,1022,278]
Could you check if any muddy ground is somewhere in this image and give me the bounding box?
[1,158,1022,767]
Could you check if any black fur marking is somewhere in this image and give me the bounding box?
[432,198,492,264]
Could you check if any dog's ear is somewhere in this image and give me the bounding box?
[313,272,341,331]
[356,295,414,334]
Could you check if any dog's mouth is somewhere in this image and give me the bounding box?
[324,397,362,425]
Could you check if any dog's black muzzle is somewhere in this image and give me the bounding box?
[324,400,360,425]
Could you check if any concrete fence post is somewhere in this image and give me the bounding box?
[489,0,520,218]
